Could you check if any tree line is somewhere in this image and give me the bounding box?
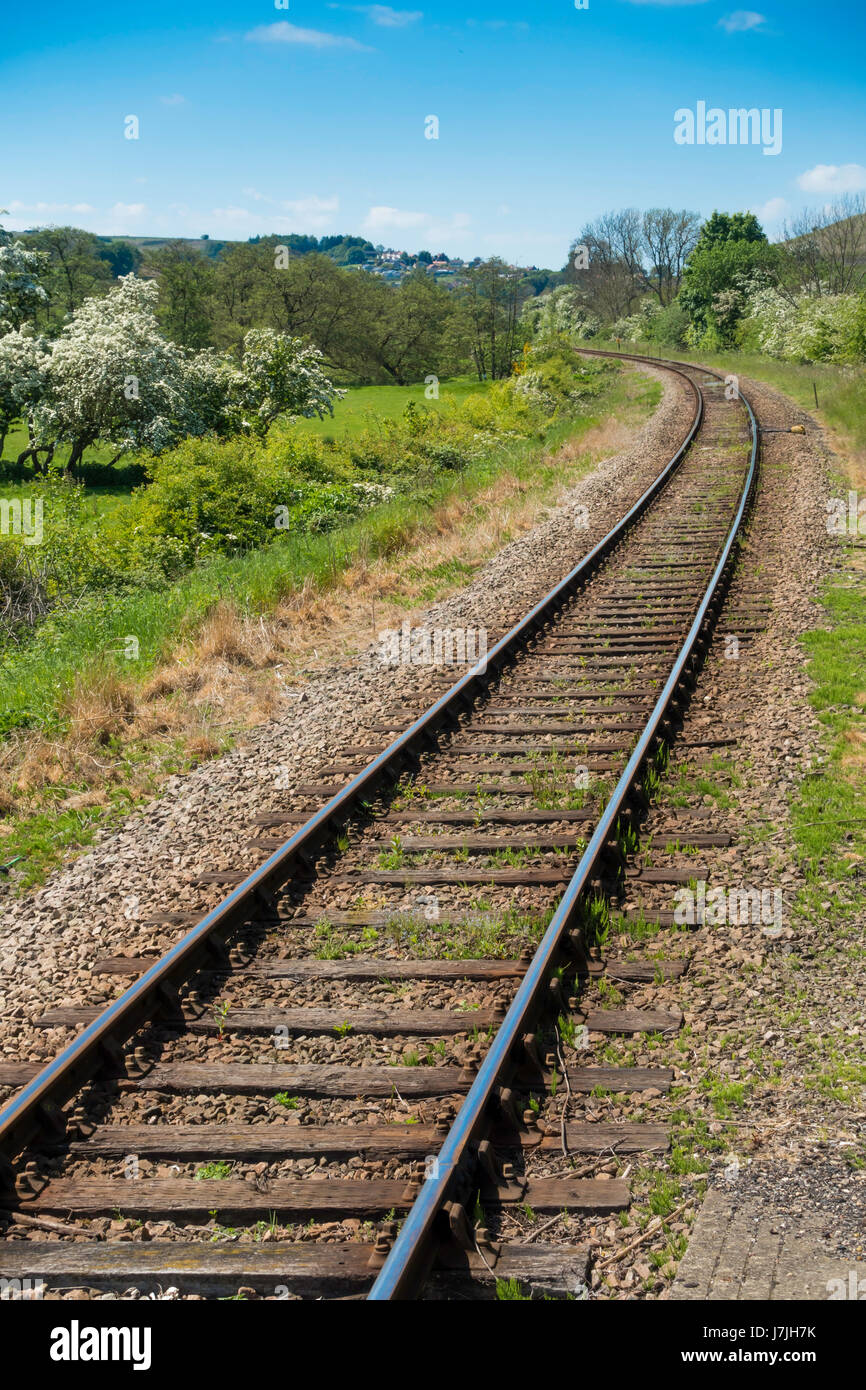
[564,198,866,350]
[9,226,546,386]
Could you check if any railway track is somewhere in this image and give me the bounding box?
[0,351,759,1301]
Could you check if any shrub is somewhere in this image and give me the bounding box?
[743,288,866,364]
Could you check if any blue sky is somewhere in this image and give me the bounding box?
[2,0,864,264]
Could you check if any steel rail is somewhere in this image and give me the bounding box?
[367,356,760,1299]
[0,355,702,1172]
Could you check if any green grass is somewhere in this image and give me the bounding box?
[2,421,128,471]
[194,1161,233,1180]
[279,375,490,442]
[0,476,133,528]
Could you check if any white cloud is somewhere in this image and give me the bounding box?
[718,10,766,32]
[8,200,96,216]
[245,22,372,51]
[797,163,866,194]
[104,202,148,233]
[362,206,471,246]
[329,5,422,25]
[160,93,186,105]
[209,195,339,233]
[755,196,788,224]
[467,18,529,30]
[366,5,422,24]
[211,206,254,222]
[281,195,340,229]
[363,205,429,231]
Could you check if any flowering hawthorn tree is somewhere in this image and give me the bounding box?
[3,275,344,473]
[233,329,343,438]
[520,286,599,346]
[0,239,49,331]
[33,274,191,470]
[0,330,50,461]
[182,348,244,438]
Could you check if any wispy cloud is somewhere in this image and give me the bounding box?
[212,194,340,233]
[797,163,866,194]
[362,206,470,243]
[329,4,422,25]
[160,93,186,106]
[245,22,373,51]
[364,205,429,231]
[105,202,148,233]
[718,10,767,32]
[467,18,529,31]
[8,199,96,215]
[283,195,340,221]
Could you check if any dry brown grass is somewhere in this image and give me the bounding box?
[195,602,287,668]
[840,727,866,771]
[62,669,137,746]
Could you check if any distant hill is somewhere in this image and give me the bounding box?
[98,234,231,260]
[778,208,866,280]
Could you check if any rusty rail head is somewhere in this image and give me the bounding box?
[367,355,759,1299]
[0,357,702,1172]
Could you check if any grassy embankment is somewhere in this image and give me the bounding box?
[0,365,660,890]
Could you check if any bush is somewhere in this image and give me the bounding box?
[743,288,866,364]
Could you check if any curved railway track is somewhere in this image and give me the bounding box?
[0,351,759,1301]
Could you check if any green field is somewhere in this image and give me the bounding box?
[281,374,489,440]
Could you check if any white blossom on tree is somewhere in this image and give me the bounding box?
[33,274,191,469]
[182,348,244,437]
[0,330,50,460]
[0,239,49,332]
[233,329,343,438]
[520,286,599,346]
[745,285,866,363]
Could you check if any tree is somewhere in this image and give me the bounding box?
[233,329,342,438]
[151,240,215,347]
[365,271,462,384]
[782,195,866,297]
[567,208,646,320]
[520,285,599,346]
[97,239,142,278]
[210,240,270,347]
[0,240,49,331]
[641,209,701,305]
[181,349,243,438]
[692,211,766,252]
[0,331,49,460]
[680,238,781,345]
[23,225,112,327]
[33,275,191,471]
[460,258,526,380]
